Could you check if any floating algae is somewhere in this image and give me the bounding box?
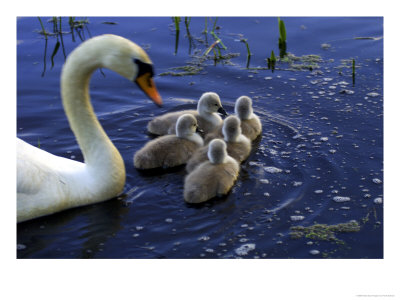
[290,220,360,244]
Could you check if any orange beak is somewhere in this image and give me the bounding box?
[135,73,163,107]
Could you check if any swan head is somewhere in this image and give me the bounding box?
[222,115,242,142]
[97,35,162,106]
[234,96,253,120]
[197,92,227,116]
[176,114,198,138]
[207,139,227,164]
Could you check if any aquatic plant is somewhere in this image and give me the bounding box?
[267,50,277,71]
[278,17,287,58]
[37,17,91,76]
[290,220,360,245]
[240,38,252,68]
[173,17,181,55]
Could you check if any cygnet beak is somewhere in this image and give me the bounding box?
[217,106,228,117]
[196,126,204,135]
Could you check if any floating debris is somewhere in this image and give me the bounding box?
[309,249,320,255]
[165,218,173,223]
[290,215,305,221]
[366,92,380,97]
[340,89,355,95]
[293,181,303,187]
[333,196,351,202]
[372,178,382,184]
[17,244,26,250]
[264,166,283,173]
[198,236,210,241]
[235,243,256,256]
[314,189,324,194]
[321,43,331,50]
[260,179,270,184]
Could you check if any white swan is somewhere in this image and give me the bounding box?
[17,34,162,223]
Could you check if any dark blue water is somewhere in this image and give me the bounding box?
[17,17,383,258]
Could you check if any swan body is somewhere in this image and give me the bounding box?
[184,139,239,204]
[147,92,227,136]
[234,96,262,141]
[17,34,162,223]
[186,115,251,173]
[134,114,203,169]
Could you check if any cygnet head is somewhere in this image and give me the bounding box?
[197,92,227,116]
[234,96,253,120]
[207,139,228,164]
[176,114,198,138]
[222,115,242,142]
[77,34,162,106]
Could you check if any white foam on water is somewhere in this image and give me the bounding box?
[235,243,256,256]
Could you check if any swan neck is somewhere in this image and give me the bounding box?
[60,44,124,173]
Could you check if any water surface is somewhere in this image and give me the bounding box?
[17,17,383,258]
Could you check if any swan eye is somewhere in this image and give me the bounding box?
[134,59,154,79]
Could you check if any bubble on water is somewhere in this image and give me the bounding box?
[337,81,350,86]
[309,249,320,255]
[241,224,249,228]
[367,92,380,97]
[374,197,383,204]
[340,206,350,210]
[205,248,214,253]
[263,192,270,197]
[132,233,140,238]
[260,179,270,184]
[314,189,324,194]
[239,238,249,243]
[293,181,303,187]
[320,137,329,142]
[198,236,210,241]
[135,226,144,231]
[333,196,351,202]
[329,149,337,154]
[264,76,273,80]
[372,178,382,184]
[290,215,305,221]
[235,243,256,256]
[264,166,283,173]
[165,218,173,223]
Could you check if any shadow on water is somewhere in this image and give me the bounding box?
[17,197,129,258]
